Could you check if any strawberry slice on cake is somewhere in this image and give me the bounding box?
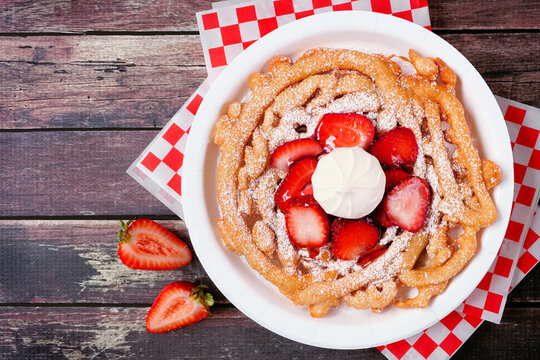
[271,138,323,172]
[369,127,418,166]
[274,156,318,211]
[384,176,431,232]
[330,218,380,261]
[284,195,329,248]
[315,113,375,152]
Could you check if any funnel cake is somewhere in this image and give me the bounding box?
[214,48,501,317]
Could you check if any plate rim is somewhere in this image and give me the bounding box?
[182,10,513,349]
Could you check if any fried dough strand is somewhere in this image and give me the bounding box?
[214,48,499,317]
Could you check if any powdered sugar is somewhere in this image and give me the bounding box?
[228,50,481,307]
[380,226,399,245]
[251,82,421,280]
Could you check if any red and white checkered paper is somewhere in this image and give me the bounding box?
[127,0,432,219]
[197,0,431,78]
[380,207,540,360]
[454,98,540,323]
[127,1,540,358]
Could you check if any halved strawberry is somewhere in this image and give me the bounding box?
[285,195,329,248]
[369,127,418,166]
[274,157,318,212]
[271,139,323,172]
[146,281,214,333]
[374,204,394,228]
[299,183,313,196]
[118,219,192,270]
[358,245,389,268]
[330,217,350,239]
[331,218,379,260]
[384,176,431,232]
[384,168,411,192]
[315,113,375,152]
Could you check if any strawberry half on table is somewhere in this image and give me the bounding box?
[146,281,214,333]
[118,219,192,270]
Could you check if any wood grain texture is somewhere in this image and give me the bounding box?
[0,35,206,129]
[1,0,539,358]
[0,0,211,33]
[0,131,172,216]
[3,128,531,218]
[1,0,539,33]
[0,220,537,305]
[1,306,539,359]
[1,33,539,129]
[0,220,227,304]
[429,0,540,30]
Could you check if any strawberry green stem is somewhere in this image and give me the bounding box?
[191,284,214,315]
[118,219,135,243]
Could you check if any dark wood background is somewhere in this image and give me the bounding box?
[1,1,539,358]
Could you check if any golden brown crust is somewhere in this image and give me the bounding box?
[214,48,499,316]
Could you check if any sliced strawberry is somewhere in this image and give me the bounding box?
[358,245,389,268]
[330,217,350,239]
[315,113,375,152]
[299,183,313,196]
[285,195,329,248]
[271,139,323,172]
[374,204,394,228]
[369,127,418,166]
[384,168,411,192]
[384,176,431,232]
[274,157,318,212]
[308,248,320,259]
[118,219,192,270]
[146,281,214,333]
[331,219,379,260]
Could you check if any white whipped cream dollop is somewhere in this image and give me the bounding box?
[312,147,386,219]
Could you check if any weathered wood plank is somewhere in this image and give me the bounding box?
[453,308,540,359]
[0,0,211,33]
[0,33,539,129]
[1,63,207,129]
[0,35,206,129]
[429,0,540,31]
[0,220,226,304]
[0,306,538,359]
[0,220,537,304]
[0,115,539,218]
[1,0,539,33]
[0,131,172,216]
[508,268,540,304]
[3,33,537,74]
[0,35,204,64]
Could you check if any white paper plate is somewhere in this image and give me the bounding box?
[182,11,513,349]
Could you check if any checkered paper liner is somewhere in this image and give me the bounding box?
[126,0,540,358]
[127,0,432,223]
[197,0,431,78]
[454,98,540,323]
[380,207,540,360]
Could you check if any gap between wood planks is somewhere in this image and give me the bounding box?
[0,29,539,37]
[0,128,170,133]
[0,31,200,36]
[0,215,181,220]
[0,302,537,308]
[0,302,236,308]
